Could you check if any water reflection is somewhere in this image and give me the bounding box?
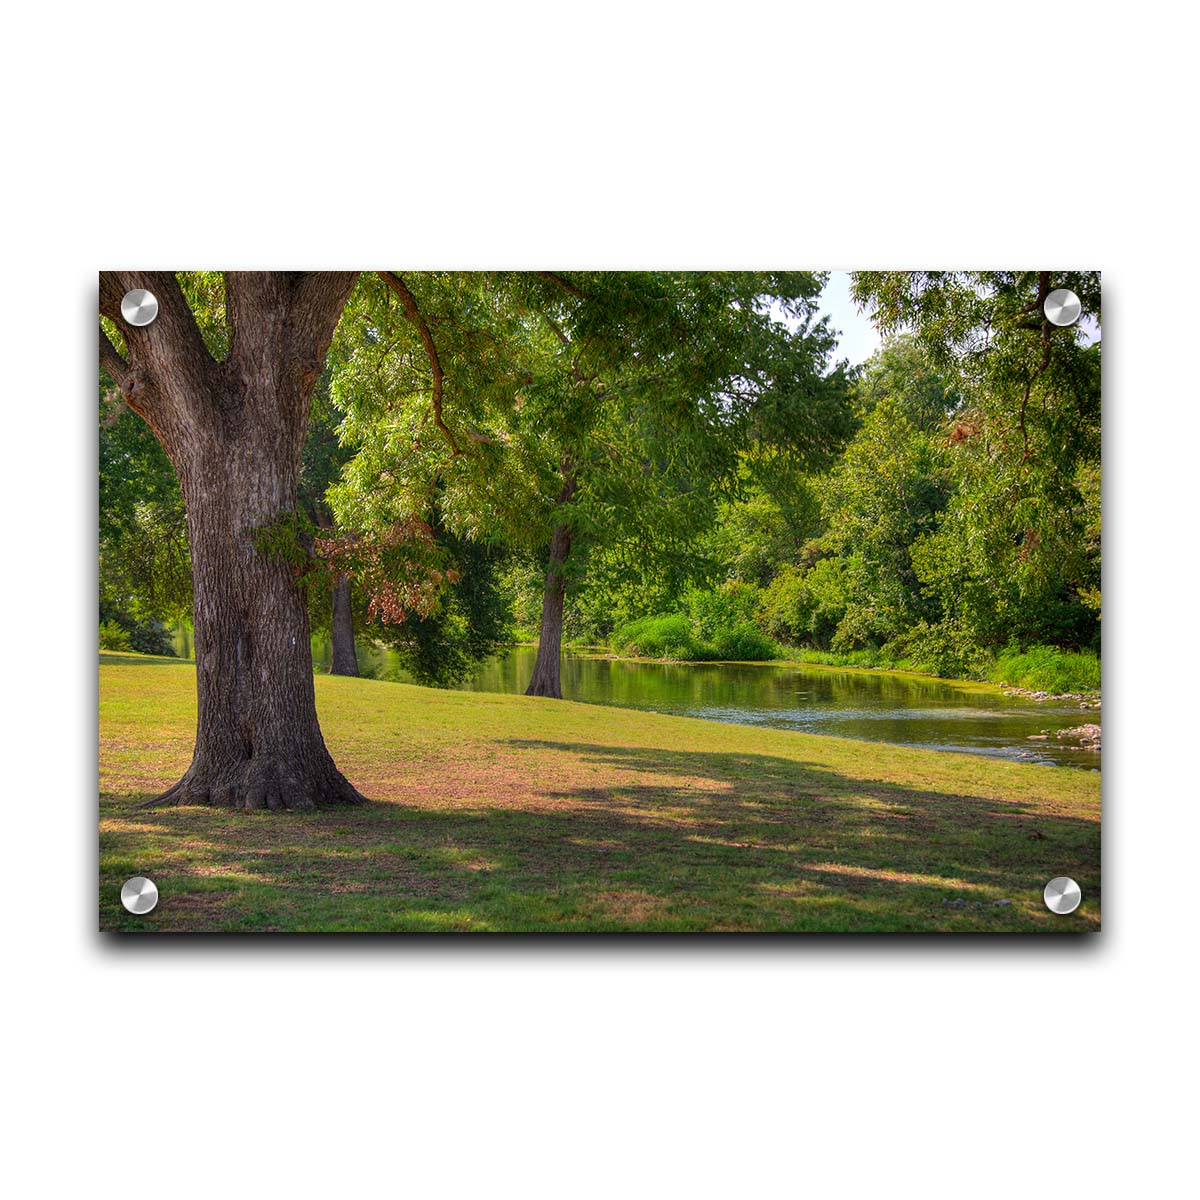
[307,640,1099,771]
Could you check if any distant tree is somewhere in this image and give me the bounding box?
[701,454,827,590]
[851,271,1101,655]
[99,375,191,652]
[817,394,950,648]
[851,334,960,430]
[330,271,849,698]
[298,378,359,676]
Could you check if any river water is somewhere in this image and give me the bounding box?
[307,640,1100,770]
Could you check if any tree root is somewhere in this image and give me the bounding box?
[137,757,367,811]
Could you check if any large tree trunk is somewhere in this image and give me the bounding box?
[101,271,364,809]
[164,429,362,809]
[329,574,360,676]
[525,521,572,699]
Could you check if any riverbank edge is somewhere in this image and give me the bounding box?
[160,635,1103,711]
[559,644,1101,709]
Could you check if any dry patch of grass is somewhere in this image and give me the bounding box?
[99,653,1101,933]
[590,889,670,924]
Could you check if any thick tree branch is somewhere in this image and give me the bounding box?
[377,271,461,455]
[288,272,361,375]
[1018,273,1055,464]
[537,271,587,300]
[110,271,217,372]
[99,326,128,385]
[99,273,127,324]
[542,313,572,346]
[99,271,219,425]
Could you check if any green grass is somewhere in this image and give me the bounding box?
[99,651,1100,933]
[988,645,1101,695]
[774,643,1101,696]
[779,645,919,671]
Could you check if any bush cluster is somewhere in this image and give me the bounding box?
[758,560,848,650]
[99,620,133,651]
[98,603,177,656]
[611,603,778,663]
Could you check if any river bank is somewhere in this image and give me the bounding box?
[460,646,1100,769]
[1000,685,1100,708]
[578,643,1101,709]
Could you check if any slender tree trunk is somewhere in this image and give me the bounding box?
[329,574,359,676]
[101,271,363,809]
[526,467,578,699]
[525,522,572,698]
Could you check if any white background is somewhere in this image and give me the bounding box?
[2,2,1195,1196]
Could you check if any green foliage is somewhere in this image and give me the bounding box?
[683,581,761,641]
[851,271,1101,374]
[818,393,949,648]
[99,620,133,651]
[99,387,182,546]
[711,622,778,662]
[299,372,356,531]
[988,645,1101,694]
[782,646,915,671]
[362,531,512,687]
[889,621,993,679]
[712,337,957,661]
[251,509,318,581]
[99,601,176,656]
[775,634,1100,692]
[696,273,1101,687]
[175,272,230,359]
[565,534,721,645]
[100,499,192,623]
[705,479,822,585]
[851,334,960,430]
[904,347,1101,652]
[99,385,192,626]
[611,615,709,661]
[847,272,1102,660]
[498,557,550,641]
[759,559,849,649]
[612,582,780,663]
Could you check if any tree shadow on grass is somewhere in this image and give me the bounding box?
[493,738,1101,931]
[98,738,1099,934]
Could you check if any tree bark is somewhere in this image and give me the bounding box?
[525,467,578,699]
[101,271,364,809]
[329,574,360,676]
[525,522,572,699]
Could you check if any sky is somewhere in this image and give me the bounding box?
[816,271,882,367]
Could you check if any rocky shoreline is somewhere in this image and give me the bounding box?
[1027,722,1101,751]
[1001,686,1100,709]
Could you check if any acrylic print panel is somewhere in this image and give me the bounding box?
[98,271,1101,933]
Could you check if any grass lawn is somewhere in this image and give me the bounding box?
[99,651,1101,933]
